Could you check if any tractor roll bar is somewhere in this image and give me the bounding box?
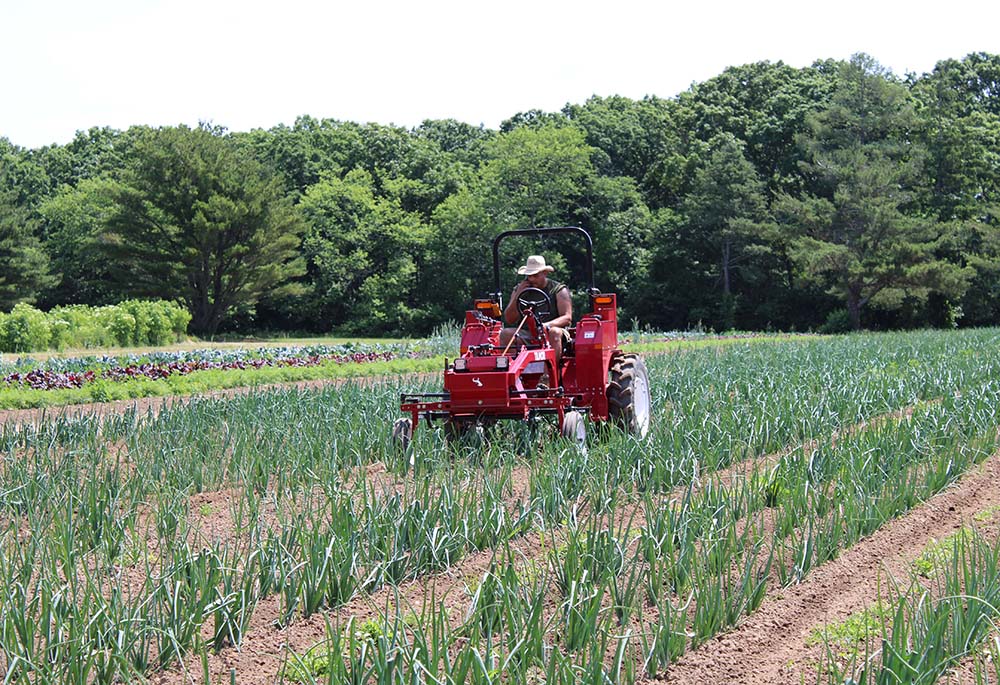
[491,226,595,303]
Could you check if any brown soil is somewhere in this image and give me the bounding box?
[144,401,928,685]
[940,629,1000,684]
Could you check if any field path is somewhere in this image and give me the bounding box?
[657,445,1000,685]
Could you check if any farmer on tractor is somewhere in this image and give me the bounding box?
[500,255,573,365]
[396,226,652,452]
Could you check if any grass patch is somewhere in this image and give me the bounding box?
[622,333,820,355]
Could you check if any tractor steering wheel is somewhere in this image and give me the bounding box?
[516,287,554,319]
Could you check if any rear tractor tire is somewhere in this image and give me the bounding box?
[607,353,652,438]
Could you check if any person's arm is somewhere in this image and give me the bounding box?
[504,280,528,325]
[545,288,573,330]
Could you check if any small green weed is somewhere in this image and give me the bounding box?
[806,601,892,654]
[912,527,975,578]
[973,505,1000,523]
[281,643,332,683]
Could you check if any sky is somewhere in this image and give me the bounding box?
[2,0,998,150]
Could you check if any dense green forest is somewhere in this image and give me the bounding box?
[2,53,998,336]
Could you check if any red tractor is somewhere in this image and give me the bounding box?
[395,226,651,449]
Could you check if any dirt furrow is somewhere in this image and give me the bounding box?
[657,446,1000,685]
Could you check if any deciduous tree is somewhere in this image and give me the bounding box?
[681,133,769,328]
[427,124,598,318]
[299,169,431,334]
[38,177,122,306]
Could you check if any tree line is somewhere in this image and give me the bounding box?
[1,52,998,336]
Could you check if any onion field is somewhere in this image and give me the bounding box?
[2,329,1000,683]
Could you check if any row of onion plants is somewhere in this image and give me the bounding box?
[818,526,1000,684]
[1,329,999,682]
[275,359,1000,683]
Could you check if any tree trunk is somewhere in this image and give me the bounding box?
[189,296,226,336]
[721,239,732,296]
[718,240,737,330]
[846,288,863,331]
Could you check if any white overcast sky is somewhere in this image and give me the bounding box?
[3,0,998,149]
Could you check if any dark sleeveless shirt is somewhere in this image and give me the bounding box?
[540,279,567,323]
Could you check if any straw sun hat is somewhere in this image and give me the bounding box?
[517,255,554,276]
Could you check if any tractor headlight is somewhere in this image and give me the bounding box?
[454,358,468,371]
[495,357,509,370]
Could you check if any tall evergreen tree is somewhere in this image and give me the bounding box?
[104,125,306,335]
[681,133,769,328]
[777,54,970,329]
[0,186,56,309]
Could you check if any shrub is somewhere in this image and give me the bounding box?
[121,300,190,345]
[138,300,186,345]
[0,300,190,352]
[819,309,854,334]
[0,303,51,352]
[166,302,192,340]
[141,301,174,345]
[49,305,111,348]
[98,307,137,347]
[47,316,72,350]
